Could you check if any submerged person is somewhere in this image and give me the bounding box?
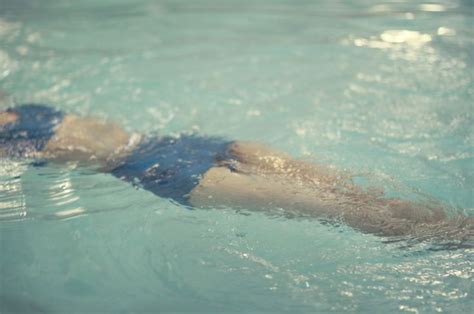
[0,104,472,242]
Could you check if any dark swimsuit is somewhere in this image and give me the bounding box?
[111,135,232,205]
[1,104,233,206]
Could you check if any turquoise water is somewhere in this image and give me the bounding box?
[1,0,473,312]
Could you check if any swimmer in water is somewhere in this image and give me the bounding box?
[0,104,472,243]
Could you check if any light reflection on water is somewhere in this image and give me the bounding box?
[0,161,158,222]
[0,160,27,220]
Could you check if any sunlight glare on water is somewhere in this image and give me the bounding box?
[0,0,473,313]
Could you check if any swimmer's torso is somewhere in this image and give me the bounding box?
[0,104,234,206]
[111,135,232,205]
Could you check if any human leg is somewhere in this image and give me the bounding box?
[190,163,471,240]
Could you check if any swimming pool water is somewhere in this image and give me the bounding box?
[1,0,473,312]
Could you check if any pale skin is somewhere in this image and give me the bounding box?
[0,111,472,241]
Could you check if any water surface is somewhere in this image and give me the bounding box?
[0,0,473,312]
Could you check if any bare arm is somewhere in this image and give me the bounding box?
[43,114,138,166]
[0,110,138,167]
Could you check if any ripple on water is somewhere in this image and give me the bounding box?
[0,160,159,222]
[0,160,27,221]
[0,49,18,80]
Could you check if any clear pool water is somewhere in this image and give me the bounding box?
[1,0,473,312]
